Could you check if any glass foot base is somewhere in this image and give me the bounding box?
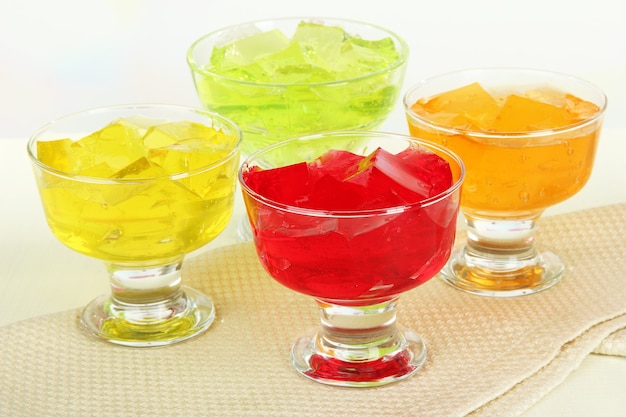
[79,286,215,347]
[291,328,426,387]
[440,247,565,297]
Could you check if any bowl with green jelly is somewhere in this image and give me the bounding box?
[187,17,409,155]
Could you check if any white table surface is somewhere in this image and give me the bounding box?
[1,0,625,415]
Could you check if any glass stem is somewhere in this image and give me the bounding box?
[463,212,543,273]
[105,260,188,323]
[290,298,426,386]
[316,299,402,362]
[80,257,215,346]
[439,210,565,296]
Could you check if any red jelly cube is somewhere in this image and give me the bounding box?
[341,150,414,209]
[242,162,311,205]
[307,173,369,210]
[244,146,452,210]
[396,147,453,197]
[308,149,363,182]
[342,147,451,208]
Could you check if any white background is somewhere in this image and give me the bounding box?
[0,0,624,138]
[0,1,625,416]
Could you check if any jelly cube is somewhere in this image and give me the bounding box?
[308,149,364,182]
[243,162,311,206]
[144,121,220,149]
[36,138,74,171]
[345,148,433,206]
[292,21,345,45]
[491,94,572,131]
[208,20,401,84]
[415,82,501,130]
[145,122,234,174]
[564,93,601,122]
[77,161,118,178]
[291,21,345,70]
[211,28,290,70]
[112,157,168,179]
[148,139,230,175]
[244,146,452,211]
[307,173,370,210]
[341,37,398,77]
[307,149,405,210]
[220,62,269,82]
[255,42,330,83]
[76,121,145,172]
[396,147,453,197]
[36,118,234,187]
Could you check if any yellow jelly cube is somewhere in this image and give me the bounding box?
[142,124,181,150]
[36,138,74,171]
[113,157,168,179]
[144,121,234,173]
[77,161,118,178]
[144,121,219,147]
[76,122,145,172]
[150,138,230,174]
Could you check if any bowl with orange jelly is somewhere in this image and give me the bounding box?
[403,68,606,297]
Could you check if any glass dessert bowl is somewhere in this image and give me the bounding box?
[187,17,409,155]
[239,131,464,386]
[404,67,607,296]
[187,17,410,240]
[28,104,241,347]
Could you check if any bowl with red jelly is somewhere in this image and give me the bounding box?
[239,131,464,387]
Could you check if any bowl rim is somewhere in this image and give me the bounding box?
[402,66,608,138]
[27,103,243,183]
[186,16,410,87]
[238,130,465,217]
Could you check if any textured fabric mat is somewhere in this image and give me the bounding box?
[1,204,625,417]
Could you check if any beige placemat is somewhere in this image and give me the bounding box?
[1,204,625,417]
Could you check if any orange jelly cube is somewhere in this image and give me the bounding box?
[413,82,501,130]
[564,93,601,122]
[490,94,573,131]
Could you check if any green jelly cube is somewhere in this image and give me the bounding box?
[210,28,290,71]
[347,37,398,67]
[256,42,333,83]
[292,21,345,70]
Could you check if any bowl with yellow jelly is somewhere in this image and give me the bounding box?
[404,67,606,297]
[187,17,409,156]
[28,104,241,346]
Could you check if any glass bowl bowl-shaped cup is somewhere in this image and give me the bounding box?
[239,131,464,387]
[404,67,607,297]
[187,17,409,242]
[186,17,410,157]
[27,104,241,347]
